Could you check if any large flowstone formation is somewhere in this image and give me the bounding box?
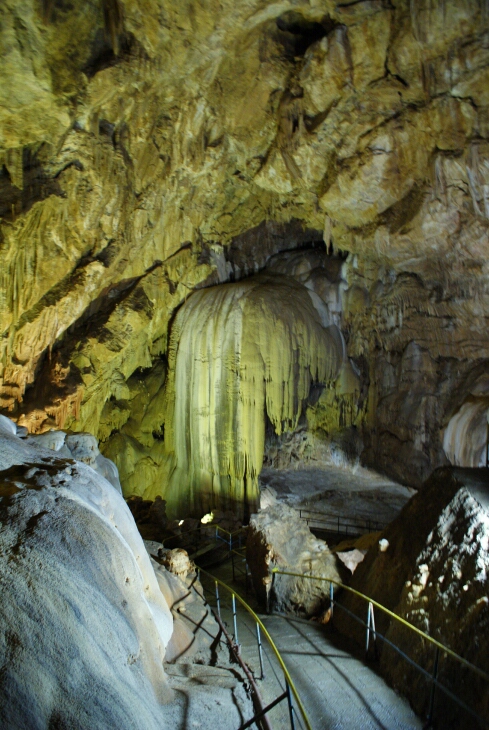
[159,272,343,518]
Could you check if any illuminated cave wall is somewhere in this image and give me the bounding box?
[1,1,489,506]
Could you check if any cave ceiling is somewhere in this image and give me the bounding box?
[1,0,489,504]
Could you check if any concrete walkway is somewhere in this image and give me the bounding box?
[200,563,422,730]
[261,615,422,730]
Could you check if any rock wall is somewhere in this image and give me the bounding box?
[1,1,489,499]
[334,467,489,728]
[0,419,174,729]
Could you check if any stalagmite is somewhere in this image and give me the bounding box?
[158,273,343,518]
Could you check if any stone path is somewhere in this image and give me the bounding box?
[200,563,422,730]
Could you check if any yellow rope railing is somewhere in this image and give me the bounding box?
[198,567,312,730]
[272,568,489,683]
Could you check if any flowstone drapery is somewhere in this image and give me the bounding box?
[158,273,343,518]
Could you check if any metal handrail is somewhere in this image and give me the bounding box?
[272,568,489,727]
[161,524,245,549]
[213,525,246,550]
[197,567,312,730]
[272,568,489,681]
[161,526,202,547]
[297,509,386,535]
[214,524,246,539]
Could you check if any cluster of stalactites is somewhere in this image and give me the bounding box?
[159,273,344,518]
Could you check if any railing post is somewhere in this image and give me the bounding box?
[215,581,221,620]
[365,601,372,657]
[285,681,296,730]
[232,593,239,648]
[426,646,440,728]
[365,601,377,660]
[329,581,334,619]
[256,622,265,680]
[371,603,377,658]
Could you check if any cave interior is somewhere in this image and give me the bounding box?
[1,1,489,728]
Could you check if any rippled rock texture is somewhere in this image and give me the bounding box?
[1,1,489,502]
[0,420,174,729]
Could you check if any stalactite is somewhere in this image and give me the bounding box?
[466,144,489,220]
[156,274,343,519]
[102,0,124,56]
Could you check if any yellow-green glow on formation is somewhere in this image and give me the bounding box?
[157,273,343,518]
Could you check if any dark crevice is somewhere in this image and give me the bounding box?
[152,427,164,441]
[93,238,119,268]
[225,220,326,275]
[14,262,93,333]
[304,103,336,133]
[52,160,84,179]
[391,73,409,88]
[337,0,394,8]
[275,11,335,58]
[98,119,116,145]
[379,183,427,234]
[0,147,63,222]
[83,30,141,78]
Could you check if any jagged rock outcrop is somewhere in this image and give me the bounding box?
[0,0,488,498]
[335,467,489,728]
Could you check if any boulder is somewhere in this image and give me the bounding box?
[336,468,489,728]
[0,425,174,729]
[247,502,341,616]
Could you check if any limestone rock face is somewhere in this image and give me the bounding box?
[336,468,489,728]
[0,425,174,729]
[0,0,488,498]
[247,502,341,616]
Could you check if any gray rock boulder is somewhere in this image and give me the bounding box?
[0,429,174,729]
[247,502,341,616]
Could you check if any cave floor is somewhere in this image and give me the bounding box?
[259,463,416,530]
[200,562,422,730]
